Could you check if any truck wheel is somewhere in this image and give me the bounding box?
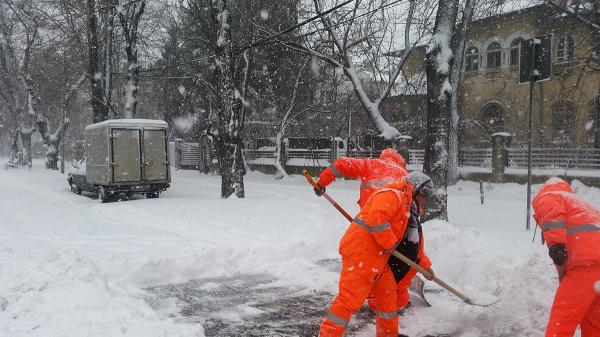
[146,192,160,199]
[98,187,111,203]
[71,184,81,195]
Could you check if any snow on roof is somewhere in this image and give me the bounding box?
[474,0,544,22]
[85,119,168,130]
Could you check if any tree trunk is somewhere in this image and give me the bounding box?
[119,1,145,119]
[593,2,600,148]
[212,0,244,198]
[87,0,109,123]
[448,0,475,185]
[124,54,140,118]
[423,0,458,221]
[37,116,68,170]
[19,128,33,168]
[8,129,20,166]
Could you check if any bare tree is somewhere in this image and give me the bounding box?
[448,0,476,184]
[87,0,111,123]
[423,0,458,220]
[117,0,146,118]
[209,0,246,198]
[299,0,422,141]
[274,58,310,178]
[0,0,40,168]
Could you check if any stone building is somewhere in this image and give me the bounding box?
[460,3,600,148]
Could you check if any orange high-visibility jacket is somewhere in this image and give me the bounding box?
[318,149,408,207]
[338,180,413,279]
[533,178,600,269]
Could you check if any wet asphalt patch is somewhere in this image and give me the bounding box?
[145,261,459,337]
[146,273,373,336]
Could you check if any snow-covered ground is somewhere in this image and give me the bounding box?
[0,161,589,337]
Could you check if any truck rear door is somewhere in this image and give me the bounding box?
[143,129,169,181]
[111,129,142,183]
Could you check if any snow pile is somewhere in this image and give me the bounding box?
[0,250,200,337]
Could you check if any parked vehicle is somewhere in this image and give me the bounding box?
[67,119,171,202]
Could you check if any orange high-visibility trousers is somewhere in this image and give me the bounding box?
[545,267,600,337]
[319,259,399,337]
[367,267,415,311]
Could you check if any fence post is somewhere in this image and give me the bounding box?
[330,138,338,163]
[174,139,182,170]
[491,133,511,182]
[280,141,288,171]
[395,137,410,165]
[480,180,484,204]
[199,136,210,174]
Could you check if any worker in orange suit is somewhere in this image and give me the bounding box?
[315,148,408,207]
[318,179,413,337]
[368,171,435,320]
[532,177,600,337]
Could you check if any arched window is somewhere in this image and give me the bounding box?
[556,36,574,63]
[552,100,575,145]
[481,102,505,133]
[486,42,502,69]
[464,46,479,72]
[510,38,525,66]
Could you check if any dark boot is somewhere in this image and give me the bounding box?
[398,334,410,337]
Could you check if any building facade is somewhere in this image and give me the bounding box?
[460,4,600,148]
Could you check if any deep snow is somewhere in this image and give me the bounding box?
[0,161,590,337]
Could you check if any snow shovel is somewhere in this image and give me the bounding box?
[302,170,500,308]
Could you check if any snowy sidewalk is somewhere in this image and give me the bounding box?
[0,163,588,336]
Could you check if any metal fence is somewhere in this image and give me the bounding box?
[347,150,381,158]
[408,150,425,165]
[508,148,600,170]
[177,144,600,171]
[180,142,200,167]
[287,149,330,160]
[459,148,492,167]
[244,149,277,161]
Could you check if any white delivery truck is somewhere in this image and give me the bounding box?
[68,119,171,202]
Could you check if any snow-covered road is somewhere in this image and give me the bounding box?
[1,162,589,336]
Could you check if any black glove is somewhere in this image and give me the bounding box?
[549,243,568,266]
[314,183,326,196]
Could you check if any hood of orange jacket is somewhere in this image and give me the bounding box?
[535,177,573,197]
[379,148,407,170]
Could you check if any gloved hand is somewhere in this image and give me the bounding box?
[314,183,326,196]
[424,268,435,281]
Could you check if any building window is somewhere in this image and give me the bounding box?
[481,102,505,133]
[510,38,525,66]
[556,36,574,63]
[552,100,575,145]
[486,42,502,69]
[465,46,479,72]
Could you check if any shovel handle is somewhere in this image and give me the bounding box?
[389,250,473,304]
[302,169,320,189]
[302,170,353,222]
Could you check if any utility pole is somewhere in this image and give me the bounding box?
[525,38,538,231]
[520,36,550,231]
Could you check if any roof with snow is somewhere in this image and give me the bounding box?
[85,119,168,130]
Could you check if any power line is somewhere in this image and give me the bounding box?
[238,0,354,52]
[251,0,407,49]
